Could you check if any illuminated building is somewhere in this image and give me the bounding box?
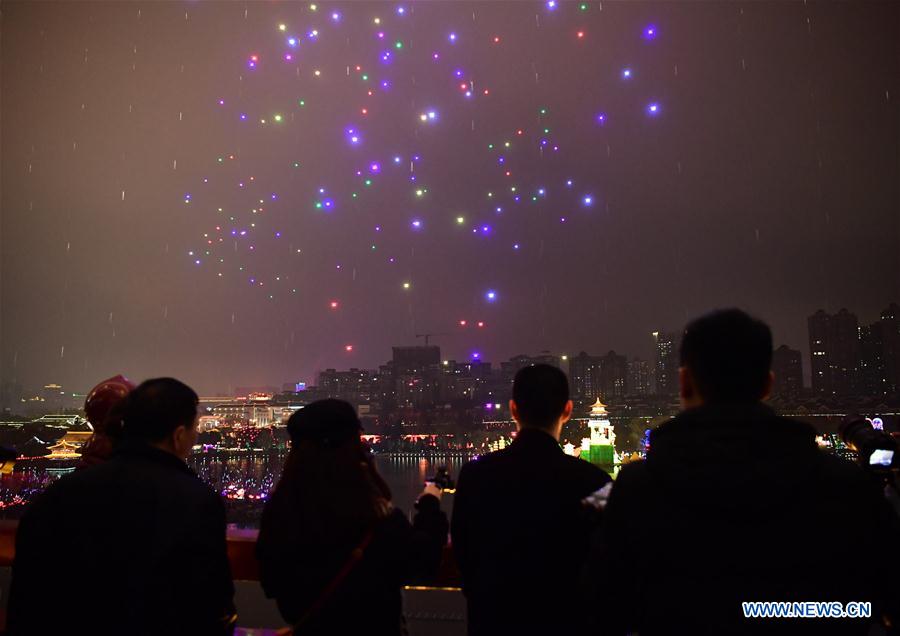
[582,398,616,475]
[808,309,860,397]
[652,331,679,396]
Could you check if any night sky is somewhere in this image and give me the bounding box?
[2,1,898,395]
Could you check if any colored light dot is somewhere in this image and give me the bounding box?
[459,320,467,326]
[486,291,496,300]
[345,345,353,352]
[647,102,660,114]
[580,2,588,9]
[288,37,297,46]
[331,11,340,21]
[395,41,403,49]
[456,216,465,224]
[299,99,305,106]
[577,31,585,38]
[397,6,405,14]
[309,3,317,10]
[420,113,428,122]
[374,17,381,24]
[449,32,457,42]
[477,321,485,328]
[411,219,422,229]
[314,70,321,76]
[644,25,657,39]
[279,24,286,31]
[513,243,520,249]
[361,74,369,81]
[365,179,372,186]
[402,282,411,289]
[583,195,594,205]
[493,36,500,43]
[330,301,339,309]
[622,68,632,79]
[547,0,557,9]
[274,114,282,122]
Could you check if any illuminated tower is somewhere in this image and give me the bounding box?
[586,398,616,474]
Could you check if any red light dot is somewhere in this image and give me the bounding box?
[355,65,362,71]
[493,36,500,43]
[460,82,468,90]
[367,90,373,96]
[361,108,368,115]
[577,31,585,38]
[516,129,523,135]
[477,321,485,328]
[345,345,354,352]
[459,320,467,326]
[505,171,511,177]
[483,89,490,95]
[330,301,339,309]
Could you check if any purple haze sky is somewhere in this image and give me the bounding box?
[2,1,898,395]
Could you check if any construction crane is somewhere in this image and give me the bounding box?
[415,333,450,346]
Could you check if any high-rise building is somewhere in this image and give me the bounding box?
[568,352,602,400]
[879,302,900,395]
[858,302,900,397]
[771,345,803,400]
[627,358,651,396]
[599,350,627,400]
[808,309,860,397]
[653,331,680,396]
[391,346,441,372]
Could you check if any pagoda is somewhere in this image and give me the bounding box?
[583,398,616,474]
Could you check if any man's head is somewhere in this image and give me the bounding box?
[679,309,774,408]
[120,378,199,460]
[510,364,573,439]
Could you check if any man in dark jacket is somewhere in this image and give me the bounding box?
[452,364,611,635]
[8,377,236,635]
[586,309,900,635]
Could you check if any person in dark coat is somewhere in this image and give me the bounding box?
[585,309,900,635]
[256,399,449,635]
[8,377,236,635]
[451,364,612,636]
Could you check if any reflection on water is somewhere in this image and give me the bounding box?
[1,453,471,529]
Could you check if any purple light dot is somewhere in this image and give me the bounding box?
[323,198,334,208]
[288,37,297,46]
[454,69,463,78]
[472,352,481,360]
[331,11,340,21]
[433,52,440,60]
[370,162,381,173]
[375,225,382,232]
[566,179,573,187]
[381,80,390,89]
[275,232,281,238]
[647,102,660,115]
[560,217,566,223]
[482,225,490,233]
[583,195,594,206]
[547,0,557,9]
[393,155,401,163]
[377,31,385,39]
[411,219,422,229]
[284,53,293,61]
[513,243,520,249]
[449,33,457,42]
[271,193,277,200]
[622,68,632,79]
[239,113,247,120]
[218,99,225,106]
[644,25,657,39]
[397,6,405,15]
[195,259,201,265]
[596,112,606,125]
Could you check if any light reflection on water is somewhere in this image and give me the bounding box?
[0,453,472,528]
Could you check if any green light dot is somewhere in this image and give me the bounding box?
[274,114,283,122]
[352,192,358,198]
[315,202,323,209]
[540,108,547,115]
[532,196,538,202]
[394,41,403,49]
[544,128,550,134]
[361,74,369,81]
[579,3,588,10]
[365,179,372,186]
[298,100,306,106]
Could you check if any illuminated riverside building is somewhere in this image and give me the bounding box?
[581,398,617,475]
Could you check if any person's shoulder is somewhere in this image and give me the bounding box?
[459,448,508,479]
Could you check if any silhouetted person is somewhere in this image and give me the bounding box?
[585,309,900,635]
[256,399,448,635]
[8,378,236,635]
[452,364,611,635]
[77,374,135,468]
